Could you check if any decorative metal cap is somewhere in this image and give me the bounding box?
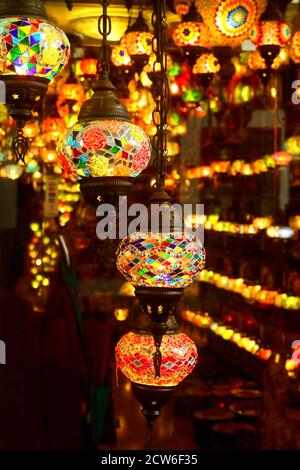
[127,11,150,33]
[0,0,48,19]
[78,72,130,122]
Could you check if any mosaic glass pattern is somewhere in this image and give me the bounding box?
[195,0,267,47]
[250,21,291,47]
[117,231,205,288]
[0,17,70,80]
[59,120,151,179]
[290,32,300,64]
[248,49,283,70]
[111,45,132,67]
[115,331,198,387]
[172,21,210,48]
[124,31,153,57]
[173,0,192,16]
[193,53,221,74]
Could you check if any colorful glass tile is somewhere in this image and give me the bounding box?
[115,331,198,387]
[0,17,70,80]
[250,20,291,47]
[193,53,221,74]
[117,232,205,288]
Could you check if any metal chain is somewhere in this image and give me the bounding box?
[151,0,169,190]
[98,0,112,74]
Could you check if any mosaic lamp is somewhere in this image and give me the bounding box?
[170,0,192,16]
[172,3,211,67]
[0,0,70,162]
[248,48,284,85]
[58,3,151,206]
[290,32,300,64]
[123,11,153,75]
[249,3,291,67]
[195,0,267,48]
[116,315,198,428]
[192,51,220,87]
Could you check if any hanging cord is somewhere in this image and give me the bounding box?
[98,0,112,75]
[151,0,169,191]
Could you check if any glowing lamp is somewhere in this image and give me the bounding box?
[117,231,205,289]
[111,45,132,67]
[192,52,220,87]
[252,216,272,230]
[172,4,210,66]
[113,308,129,322]
[195,0,267,47]
[59,72,151,205]
[115,330,198,387]
[290,32,300,64]
[249,6,291,68]
[123,12,153,74]
[173,0,192,16]
[274,151,292,166]
[0,0,70,128]
[76,58,98,78]
[259,348,272,361]
[1,163,23,179]
[266,226,294,239]
[42,116,66,141]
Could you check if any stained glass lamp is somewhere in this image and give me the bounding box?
[248,48,284,85]
[172,3,211,66]
[115,315,198,426]
[249,3,291,67]
[58,72,151,205]
[290,32,300,64]
[192,52,220,87]
[171,0,192,16]
[111,44,132,68]
[123,12,153,75]
[0,0,70,127]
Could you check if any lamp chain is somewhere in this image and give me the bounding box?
[151,0,169,191]
[98,0,112,74]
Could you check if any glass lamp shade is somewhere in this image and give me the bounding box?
[116,231,205,288]
[172,21,210,48]
[290,32,300,64]
[249,21,291,47]
[195,0,267,47]
[248,49,283,70]
[42,116,66,140]
[115,330,198,387]
[58,120,151,180]
[124,31,153,58]
[0,17,70,80]
[173,0,192,16]
[1,163,23,179]
[111,45,132,67]
[76,58,98,77]
[193,52,221,74]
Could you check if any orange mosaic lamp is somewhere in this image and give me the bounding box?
[290,32,300,64]
[195,0,267,47]
[123,12,153,74]
[172,0,192,16]
[248,48,284,85]
[192,52,221,87]
[172,3,211,66]
[249,3,291,67]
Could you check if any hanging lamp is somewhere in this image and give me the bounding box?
[123,10,153,75]
[172,2,211,67]
[249,2,291,67]
[115,0,204,443]
[58,0,151,206]
[0,0,70,164]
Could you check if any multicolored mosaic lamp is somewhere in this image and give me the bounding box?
[123,11,153,75]
[249,3,291,67]
[195,0,267,47]
[0,0,70,162]
[172,3,211,67]
[58,2,151,206]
